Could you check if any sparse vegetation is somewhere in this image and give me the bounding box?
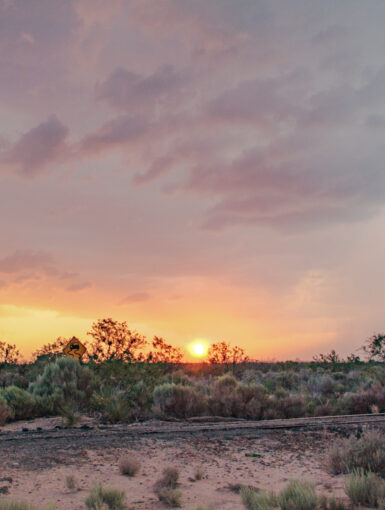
[65,474,76,490]
[119,455,140,477]
[156,467,179,489]
[154,467,181,507]
[326,430,385,477]
[0,501,58,510]
[318,495,347,510]
[156,487,182,507]
[85,483,125,510]
[1,320,385,425]
[240,486,276,510]
[194,465,205,480]
[345,469,385,508]
[278,479,318,510]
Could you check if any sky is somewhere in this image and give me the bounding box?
[1,0,385,361]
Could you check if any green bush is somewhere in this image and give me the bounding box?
[29,357,95,414]
[278,479,318,510]
[0,386,38,420]
[85,483,125,510]
[153,383,207,418]
[0,395,12,424]
[345,470,385,508]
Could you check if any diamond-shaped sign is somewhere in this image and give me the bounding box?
[63,337,87,360]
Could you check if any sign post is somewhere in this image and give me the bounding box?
[63,337,87,360]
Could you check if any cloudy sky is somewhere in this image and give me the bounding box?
[1,0,385,360]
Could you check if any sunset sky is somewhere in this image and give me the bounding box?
[1,0,385,360]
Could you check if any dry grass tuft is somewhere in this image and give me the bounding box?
[240,486,276,510]
[156,487,182,508]
[194,466,205,481]
[65,474,76,490]
[0,501,58,510]
[326,430,385,477]
[344,469,385,508]
[119,455,140,477]
[278,479,318,510]
[85,483,125,510]
[154,466,181,507]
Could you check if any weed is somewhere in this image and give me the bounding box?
[156,487,182,507]
[278,479,318,510]
[85,483,125,510]
[194,466,205,480]
[119,455,140,477]
[65,474,76,491]
[240,486,276,510]
[345,469,385,508]
[326,430,385,477]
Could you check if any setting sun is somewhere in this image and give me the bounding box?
[188,340,209,359]
[193,343,205,356]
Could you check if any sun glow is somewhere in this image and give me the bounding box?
[188,339,209,359]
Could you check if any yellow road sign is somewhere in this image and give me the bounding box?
[63,337,87,360]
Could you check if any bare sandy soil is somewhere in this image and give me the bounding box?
[0,417,351,510]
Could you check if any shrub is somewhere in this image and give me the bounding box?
[194,465,205,480]
[154,467,181,507]
[0,395,12,425]
[240,486,276,510]
[29,357,95,414]
[66,474,76,490]
[345,470,385,508]
[119,455,140,477]
[0,386,37,420]
[85,483,125,510]
[156,467,179,489]
[278,479,318,510]
[156,487,182,507]
[153,383,207,418]
[91,387,132,423]
[326,430,385,477]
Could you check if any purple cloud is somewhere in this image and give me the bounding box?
[97,65,185,114]
[1,115,68,177]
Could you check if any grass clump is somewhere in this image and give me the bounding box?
[119,455,140,477]
[278,479,318,510]
[85,483,125,510]
[344,469,385,508]
[156,487,182,507]
[241,486,276,510]
[65,474,76,490]
[326,430,385,477]
[318,495,347,510]
[154,466,181,507]
[0,501,58,510]
[156,467,179,488]
[194,465,205,480]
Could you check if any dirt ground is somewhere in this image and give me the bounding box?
[0,417,352,510]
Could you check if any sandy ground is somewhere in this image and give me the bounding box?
[0,420,349,510]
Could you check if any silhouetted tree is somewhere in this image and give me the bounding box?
[33,337,68,361]
[87,318,147,363]
[0,341,20,364]
[147,336,183,364]
[363,333,385,361]
[313,349,342,364]
[208,341,248,365]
